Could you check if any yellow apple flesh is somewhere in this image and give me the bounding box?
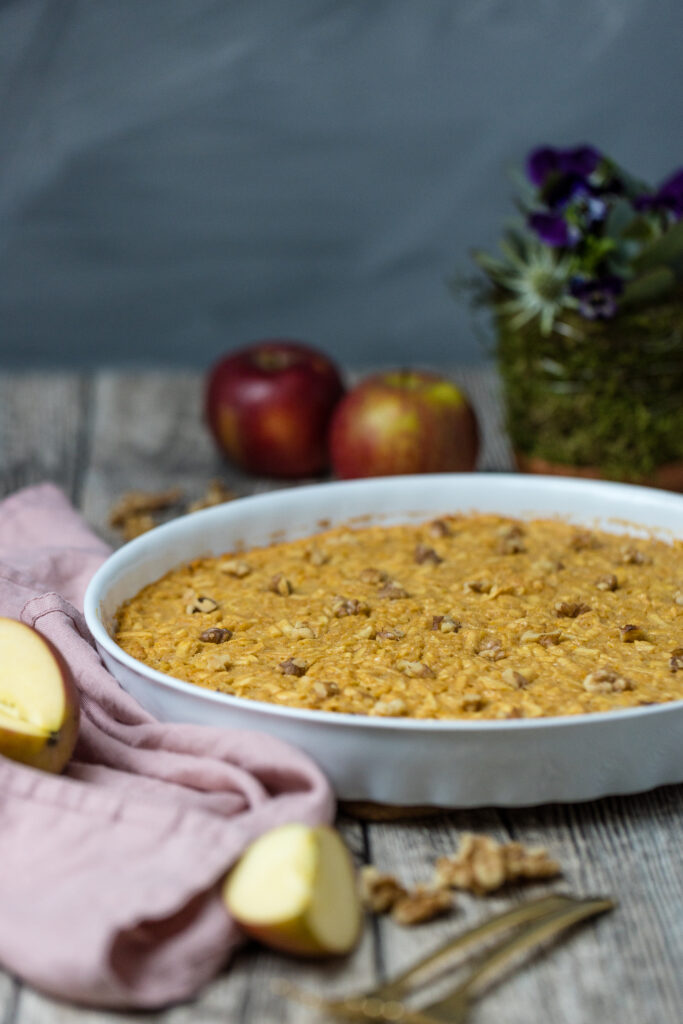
[223,823,362,956]
[0,618,80,774]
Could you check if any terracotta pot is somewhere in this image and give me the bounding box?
[514,451,683,493]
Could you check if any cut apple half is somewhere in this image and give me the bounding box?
[0,618,80,774]
[223,823,362,956]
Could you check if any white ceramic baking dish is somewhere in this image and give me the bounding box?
[83,474,683,807]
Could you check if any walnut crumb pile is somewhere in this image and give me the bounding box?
[359,867,452,925]
[109,480,235,541]
[434,833,561,896]
[360,832,561,926]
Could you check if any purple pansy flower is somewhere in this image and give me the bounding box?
[570,275,623,320]
[528,211,579,248]
[634,168,683,219]
[526,145,602,188]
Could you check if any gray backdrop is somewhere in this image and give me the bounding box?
[1,0,681,369]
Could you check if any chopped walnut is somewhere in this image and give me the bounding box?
[269,573,293,596]
[502,668,529,689]
[332,596,370,617]
[428,518,453,538]
[673,591,683,607]
[669,648,683,672]
[520,629,562,648]
[307,546,330,567]
[503,842,563,882]
[583,666,634,693]
[312,680,340,699]
[392,886,453,926]
[108,487,184,528]
[504,706,525,719]
[120,512,156,540]
[554,600,591,618]
[370,697,407,717]
[569,530,601,551]
[280,620,316,640]
[218,558,252,578]
[278,658,309,677]
[476,637,506,661]
[359,867,407,913]
[431,615,461,633]
[463,579,492,594]
[459,695,487,712]
[378,580,409,600]
[620,546,650,565]
[497,535,526,555]
[397,659,435,678]
[497,522,524,539]
[185,595,219,614]
[533,557,565,573]
[619,623,647,642]
[414,543,443,566]
[359,567,389,584]
[434,833,560,896]
[199,627,232,643]
[496,524,526,555]
[375,627,405,641]
[187,479,235,513]
[596,573,618,592]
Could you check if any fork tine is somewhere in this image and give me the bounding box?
[277,895,614,1024]
[417,895,615,1023]
[282,894,574,1021]
[370,892,573,1001]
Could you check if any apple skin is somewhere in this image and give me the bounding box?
[0,618,80,774]
[329,369,480,479]
[205,341,345,478]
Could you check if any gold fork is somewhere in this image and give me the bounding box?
[279,893,614,1023]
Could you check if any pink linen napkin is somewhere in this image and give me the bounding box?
[0,484,334,1009]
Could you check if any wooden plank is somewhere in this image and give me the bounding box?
[364,784,682,1024]
[4,370,682,1024]
[12,821,373,1024]
[0,373,90,502]
[16,373,378,1022]
[78,372,240,545]
[456,365,515,472]
[78,367,513,546]
[0,978,19,1024]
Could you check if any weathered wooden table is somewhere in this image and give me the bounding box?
[0,368,681,1024]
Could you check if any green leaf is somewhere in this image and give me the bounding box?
[472,250,508,277]
[620,267,676,309]
[604,197,638,239]
[634,219,683,275]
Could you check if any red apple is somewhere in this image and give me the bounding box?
[205,341,345,477]
[329,369,479,479]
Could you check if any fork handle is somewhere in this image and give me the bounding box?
[373,893,573,1000]
[427,896,614,1015]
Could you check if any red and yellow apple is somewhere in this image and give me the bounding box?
[205,341,345,477]
[0,618,80,774]
[329,369,480,479]
[223,823,361,956]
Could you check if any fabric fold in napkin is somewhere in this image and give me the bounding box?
[0,484,334,1008]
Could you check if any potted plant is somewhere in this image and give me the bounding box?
[470,145,683,488]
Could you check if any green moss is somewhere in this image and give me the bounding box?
[496,292,683,481]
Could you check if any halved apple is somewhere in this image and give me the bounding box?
[0,618,80,774]
[223,823,362,956]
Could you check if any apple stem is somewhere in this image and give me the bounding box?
[253,350,297,372]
